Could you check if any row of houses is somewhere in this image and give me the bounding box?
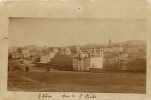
[9,47,69,63]
[8,42,146,72]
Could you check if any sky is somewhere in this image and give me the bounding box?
[9,18,147,47]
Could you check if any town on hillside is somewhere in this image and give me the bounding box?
[8,40,146,73]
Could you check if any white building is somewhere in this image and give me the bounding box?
[73,48,104,71]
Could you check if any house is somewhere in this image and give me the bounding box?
[118,53,129,70]
[40,55,51,63]
[40,52,56,63]
[65,48,71,55]
[22,49,31,58]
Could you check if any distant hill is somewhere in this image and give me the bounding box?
[68,40,146,49]
[118,40,146,46]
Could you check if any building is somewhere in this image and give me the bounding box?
[73,48,104,71]
[22,49,31,58]
[65,48,71,55]
[9,47,24,59]
[118,52,129,70]
[53,48,59,53]
[40,51,56,63]
[40,55,51,63]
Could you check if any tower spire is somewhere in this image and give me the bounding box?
[108,33,112,46]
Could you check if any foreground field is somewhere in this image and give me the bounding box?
[8,71,146,93]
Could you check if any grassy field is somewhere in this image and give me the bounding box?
[8,71,146,93]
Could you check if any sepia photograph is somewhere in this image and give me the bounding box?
[8,17,146,93]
